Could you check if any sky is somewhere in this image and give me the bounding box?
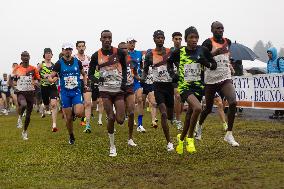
[0,0,283,74]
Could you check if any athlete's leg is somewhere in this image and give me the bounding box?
[126,94,135,140]
[158,103,171,143]
[83,91,92,130]
[50,98,58,129]
[1,93,8,113]
[114,96,125,125]
[214,96,226,124]
[220,82,237,131]
[198,84,216,125]
[24,94,34,131]
[62,107,73,135]
[174,88,182,122]
[148,91,157,125]
[98,98,104,125]
[135,88,143,127]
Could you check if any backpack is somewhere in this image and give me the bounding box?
[276,57,284,71]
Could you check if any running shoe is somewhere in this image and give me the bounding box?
[176,121,183,130]
[155,118,158,123]
[128,139,137,147]
[80,121,86,126]
[151,121,158,128]
[22,131,28,140]
[167,142,174,152]
[69,135,75,145]
[109,146,117,157]
[223,122,228,131]
[194,121,202,140]
[52,127,58,132]
[224,132,239,147]
[17,117,23,129]
[125,115,128,121]
[2,109,8,116]
[186,137,196,154]
[41,113,45,118]
[269,114,279,119]
[98,120,103,126]
[137,125,146,133]
[83,125,91,133]
[176,134,184,155]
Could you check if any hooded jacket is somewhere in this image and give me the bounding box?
[267,47,284,73]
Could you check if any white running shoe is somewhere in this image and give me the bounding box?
[17,117,23,129]
[109,146,117,157]
[167,142,174,151]
[224,131,239,147]
[128,139,137,147]
[194,122,202,140]
[137,125,146,133]
[2,109,8,115]
[98,120,103,126]
[22,131,28,140]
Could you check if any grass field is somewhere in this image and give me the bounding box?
[0,111,283,189]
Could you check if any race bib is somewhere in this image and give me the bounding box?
[64,76,78,89]
[17,76,34,91]
[146,67,154,84]
[101,69,122,88]
[184,63,201,82]
[154,65,171,82]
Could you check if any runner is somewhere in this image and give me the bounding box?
[118,42,137,146]
[126,37,146,132]
[9,63,19,113]
[0,73,11,115]
[195,21,239,147]
[74,41,92,133]
[48,42,86,144]
[88,30,127,157]
[142,30,174,151]
[214,93,228,131]
[11,51,40,140]
[141,50,158,128]
[170,32,183,130]
[168,26,217,154]
[38,48,59,132]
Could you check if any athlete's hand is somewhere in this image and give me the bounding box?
[98,77,105,83]
[213,47,228,56]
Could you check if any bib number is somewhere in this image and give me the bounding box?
[64,76,78,89]
[184,63,201,82]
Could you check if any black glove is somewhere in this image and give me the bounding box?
[120,82,127,91]
[98,77,105,83]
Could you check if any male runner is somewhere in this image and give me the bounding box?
[38,48,59,132]
[49,43,86,144]
[12,51,40,140]
[74,41,92,133]
[0,73,10,115]
[170,32,183,130]
[142,30,174,151]
[118,42,137,146]
[168,26,217,154]
[88,30,127,157]
[126,37,146,132]
[195,21,239,147]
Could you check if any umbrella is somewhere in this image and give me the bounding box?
[230,42,259,61]
[246,67,266,75]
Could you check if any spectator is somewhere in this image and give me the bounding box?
[267,47,284,119]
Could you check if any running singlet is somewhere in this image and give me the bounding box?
[98,48,123,92]
[59,58,81,91]
[126,55,134,85]
[152,48,172,82]
[40,62,54,86]
[145,66,154,84]
[177,46,204,93]
[74,54,90,76]
[204,38,231,84]
[128,50,142,78]
[0,79,9,92]
[12,65,40,92]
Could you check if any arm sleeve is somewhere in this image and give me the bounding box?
[167,49,179,77]
[202,47,217,68]
[53,62,61,73]
[202,39,213,52]
[88,53,98,81]
[142,52,152,78]
[118,49,127,85]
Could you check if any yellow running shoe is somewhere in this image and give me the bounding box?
[176,134,184,155]
[186,137,196,154]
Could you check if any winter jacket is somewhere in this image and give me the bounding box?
[267,47,284,73]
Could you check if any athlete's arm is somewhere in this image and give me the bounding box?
[141,52,152,81]
[200,47,217,70]
[48,62,60,83]
[88,52,98,82]
[167,49,179,79]
[78,61,87,86]
[118,49,127,87]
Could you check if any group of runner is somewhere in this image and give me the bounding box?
[4,21,239,157]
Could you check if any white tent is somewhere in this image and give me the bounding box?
[242,59,267,69]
